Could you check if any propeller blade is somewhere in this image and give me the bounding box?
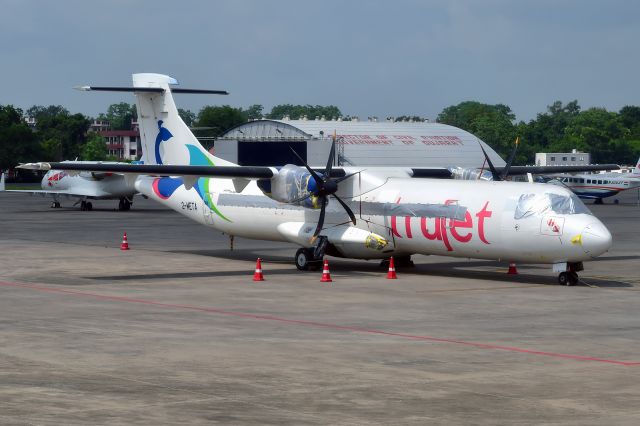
[478,143,501,181]
[500,137,520,180]
[335,171,359,184]
[333,194,357,225]
[289,146,323,187]
[325,135,336,176]
[289,193,312,204]
[312,197,328,239]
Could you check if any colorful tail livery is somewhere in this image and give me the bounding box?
[130,74,232,220]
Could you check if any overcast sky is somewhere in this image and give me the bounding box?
[1,0,638,122]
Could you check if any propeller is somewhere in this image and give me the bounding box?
[289,133,356,240]
[500,137,520,180]
[478,137,520,181]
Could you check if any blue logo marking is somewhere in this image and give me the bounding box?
[155,120,174,164]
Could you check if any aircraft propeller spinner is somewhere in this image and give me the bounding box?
[289,133,357,240]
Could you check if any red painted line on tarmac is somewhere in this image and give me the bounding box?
[1,280,639,366]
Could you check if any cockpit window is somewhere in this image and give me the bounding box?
[514,192,591,219]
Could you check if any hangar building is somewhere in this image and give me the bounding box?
[214,119,505,169]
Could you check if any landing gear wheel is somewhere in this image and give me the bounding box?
[594,198,603,205]
[86,202,93,211]
[51,201,61,208]
[558,271,579,286]
[80,201,87,211]
[118,198,131,211]
[295,248,314,271]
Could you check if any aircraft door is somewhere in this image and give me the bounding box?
[202,193,215,225]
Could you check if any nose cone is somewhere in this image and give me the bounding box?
[581,221,612,257]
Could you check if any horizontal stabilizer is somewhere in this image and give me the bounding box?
[74,86,228,95]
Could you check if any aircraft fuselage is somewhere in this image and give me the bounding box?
[136,172,611,264]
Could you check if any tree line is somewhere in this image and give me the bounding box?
[1,100,640,174]
[437,101,640,165]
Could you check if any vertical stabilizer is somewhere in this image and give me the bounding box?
[131,73,235,167]
[0,172,5,191]
[633,156,640,175]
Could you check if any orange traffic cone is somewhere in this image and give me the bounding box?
[120,232,130,250]
[507,262,518,275]
[253,258,265,281]
[386,257,397,279]
[320,259,333,282]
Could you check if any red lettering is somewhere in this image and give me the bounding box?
[450,211,473,243]
[439,216,453,251]
[476,201,492,244]
[391,197,402,238]
[405,216,413,238]
[420,217,440,240]
[391,215,402,238]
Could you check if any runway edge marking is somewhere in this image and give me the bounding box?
[1,280,638,367]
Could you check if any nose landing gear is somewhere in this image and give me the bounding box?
[556,262,583,286]
[558,271,579,286]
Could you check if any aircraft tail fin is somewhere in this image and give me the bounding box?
[633,155,640,174]
[90,73,236,168]
[0,172,5,191]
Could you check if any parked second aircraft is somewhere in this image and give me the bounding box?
[2,161,137,211]
[544,160,640,203]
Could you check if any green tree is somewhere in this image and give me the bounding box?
[266,104,342,120]
[619,106,640,140]
[196,105,247,139]
[102,102,136,130]
[26,105,69,122]
[178,108,196,127]
[29,105,91,161]
[437,101,516,157]
[245,104,264,120]
[561,108,626,163]
[0,105,38,170]
[80,132,107,161]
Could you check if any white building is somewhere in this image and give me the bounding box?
[215,119,504,168]
[100,130,140,160]
[535,150,590,167]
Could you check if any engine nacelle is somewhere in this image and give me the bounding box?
[276,222,389,258]
[257,164,322,209]
[449,166,494,181]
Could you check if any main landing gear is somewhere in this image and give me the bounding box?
[50,201,61,208]
[118,197,132,211]
[80,200,93,211]
[294,237,328,271]
[556,262,583,286]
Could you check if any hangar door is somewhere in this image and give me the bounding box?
[237,142,307,167]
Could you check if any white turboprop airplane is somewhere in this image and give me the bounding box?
[1,162,137,211]
[543,159,640,203]
[18,74,613,285]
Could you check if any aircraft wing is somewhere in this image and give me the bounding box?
[17,161,619,180]
[2,187,118,199]
[18,162,454,179]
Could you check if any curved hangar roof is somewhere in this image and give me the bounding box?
[220,119,505,168]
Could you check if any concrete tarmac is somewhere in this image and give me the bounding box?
[1,191,639,425]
